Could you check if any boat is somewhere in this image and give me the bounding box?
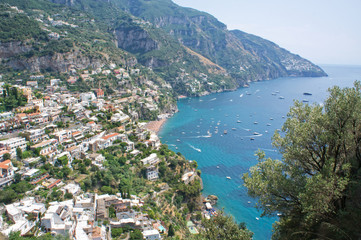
[226,176,231,179]
[256,217,260,220]
[303,92,312,96]
[176,139,180,142]
[217,166,220,169]
[232,128,236,131]
[253,121,258,124]
[253,132,260,135]
[246,92,251,95]
[250,138,255,140]
[267,123,271,126]
[302,99,309,102]
[224,130,228,134]
[271,92,277,96]
[282,116,285,118]
[270,118,274,120]
[279,96,285,99]
[237,120,241,123]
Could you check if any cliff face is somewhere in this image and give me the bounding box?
[111,0,327,84]
[114,26,159,54]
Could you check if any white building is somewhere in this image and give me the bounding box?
[143,229,161,240]
[141,153,160,165]
[24,128,46,143]
[0,137,27,156]
[80,92,96,102]
[146,166,159,181]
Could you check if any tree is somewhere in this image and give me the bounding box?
[3,153,11,160]
[129,229,143,240]
[243,82,361,239]
[168,224,175,237]
[16,148,23,160]
[202,212,253,240]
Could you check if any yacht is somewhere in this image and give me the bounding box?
[224,130,228,134]
[237,120,241,123]
[226,176,231,179]
[279,96,285,99]
[253,121,258,124]
[253,132,260,135]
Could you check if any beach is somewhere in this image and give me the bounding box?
[145,119,167,133]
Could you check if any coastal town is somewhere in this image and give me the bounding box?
[0,64,217,240]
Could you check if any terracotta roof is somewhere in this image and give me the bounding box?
[102,133,119,140]
[88,121,95,125]
[0,160,12,169]
[47,179,61,189]
[72,131,81,136]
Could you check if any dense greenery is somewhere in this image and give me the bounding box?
[200,213,253,240]
[243,82,361,239]
[0,6,47,42]
[0,84,27,111]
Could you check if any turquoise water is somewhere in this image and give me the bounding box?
[159,65,361,239]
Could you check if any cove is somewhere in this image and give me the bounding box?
[159,65,361,239]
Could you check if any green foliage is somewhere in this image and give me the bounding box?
[129,229,143,240]
[168,224,175,237]
[243,82,361,239]
[111,228,123,238]
[201,212,253,240]
[0,85,27,111]
[0,6,47,42]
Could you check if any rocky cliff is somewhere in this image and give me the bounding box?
[111,0,327,84]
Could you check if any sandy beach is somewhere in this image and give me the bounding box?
[145,119,167,133]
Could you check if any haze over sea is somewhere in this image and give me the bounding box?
[159,65,361,239]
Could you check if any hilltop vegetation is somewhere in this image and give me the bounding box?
[1,0,326,97]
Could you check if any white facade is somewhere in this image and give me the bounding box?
[143,229,161,240]
[0,137,27,156]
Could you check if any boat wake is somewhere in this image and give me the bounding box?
[209,98,217,101]
[189,135,211,139]
[259,148,277,152]
[244,134,263,138]
[188,143,202,152]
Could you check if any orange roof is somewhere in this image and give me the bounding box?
[17,113,26,118]
[102,133,119,140]
[0,160,12,169]
[88,121,95,124]
[72,131,81,136]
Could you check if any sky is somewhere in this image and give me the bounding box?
[173,0,361,65]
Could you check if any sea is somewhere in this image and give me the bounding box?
[159,65,361,239]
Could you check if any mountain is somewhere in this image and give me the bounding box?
[108,0,327,82]
[0,0,327,96]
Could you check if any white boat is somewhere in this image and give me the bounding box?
[217,166,220,169]
[267,123,271,126]
[176,139,180,142]
[226,176,231,179]
[279,96,285,99]
[256,217,260,220]
[253,121,258,124]
[253,132,260,135]
[237,120,241,123]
